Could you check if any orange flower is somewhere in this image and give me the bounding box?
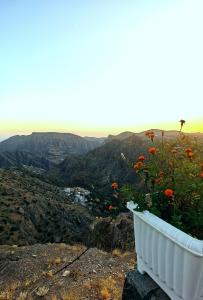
[111,182,118,189]
[108,205,113,211]
[148,147,157,154]
[164,189,174,197]
[133,163,139,171]
[199,172,203,179]
[185,147,192,153]
[138,155,145,161]
[187,151,193,158]
[145,131,155,141]
[137,161,143,168]
[149,133,155,141]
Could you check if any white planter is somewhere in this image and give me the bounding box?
[127,201,203,300]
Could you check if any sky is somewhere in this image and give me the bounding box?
[0,0,203,139]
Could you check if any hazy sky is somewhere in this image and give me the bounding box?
[0,0,203,138]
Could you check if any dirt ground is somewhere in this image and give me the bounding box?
[0,243,136,300]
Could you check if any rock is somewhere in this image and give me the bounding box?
[62,270,70,277]
[122,270,170,300]
[90,213,134,251]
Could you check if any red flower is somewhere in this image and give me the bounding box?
[108,205,113,211]
[138,155,145,161]
[148,147,157,154]
[185,147,192,153]
[111,182,118,189]
[199,172,203,179]
[164,189,174,197]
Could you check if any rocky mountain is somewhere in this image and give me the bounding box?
[49,135,149,193]
[0,132,104,164]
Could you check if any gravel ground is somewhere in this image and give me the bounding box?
[0,243,136,300]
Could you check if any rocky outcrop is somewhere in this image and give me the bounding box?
[90,213,134,251]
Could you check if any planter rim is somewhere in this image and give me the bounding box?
[127,201,203,257]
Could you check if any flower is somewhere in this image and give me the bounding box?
[137,161,143,168]
[138,155,145,161]
[199,172,203,179]
[133,164,139,171]
[148,147,157,154]
[108,205,113,211]
[145,131,155,141]
[164,189,174,197]
[187,151,193,158]
[111,182,118,189]
[120,120,203,239]
[134,161,144,171]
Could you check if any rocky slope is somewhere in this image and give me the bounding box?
[0,151,54,170]
[0,169,93,246]
[0,132,104,164]
[0,243,135,299]
[48,135,149,192]
[0,169,134,251]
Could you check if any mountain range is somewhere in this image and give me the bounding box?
[0,132,104,165]
[0,129,202,175]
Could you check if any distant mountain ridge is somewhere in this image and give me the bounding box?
[0,132,104,164]
[107,129,203,141]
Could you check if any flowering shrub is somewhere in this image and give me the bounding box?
[118,121,203,239]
